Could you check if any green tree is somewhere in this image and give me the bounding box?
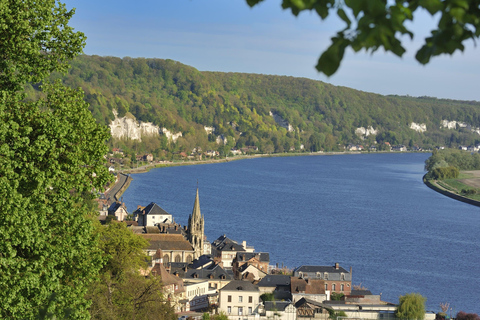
[246,0,480,76]
[0,0,86,91]
[88,222,175,320]
[0,1,111,318]
[395,293,427,320]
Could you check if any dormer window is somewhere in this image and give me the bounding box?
[341,273,345,280]
[316,272,322,279]
[324,272,328,280]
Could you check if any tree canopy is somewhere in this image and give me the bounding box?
[395,293,427,320]
[246,0,480,76]
[0,1,111,318]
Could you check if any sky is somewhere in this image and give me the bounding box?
[63,0,480,101]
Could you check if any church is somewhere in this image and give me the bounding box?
[186,188,209,259]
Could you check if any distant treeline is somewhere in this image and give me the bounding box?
[425,149,480,179]
[27,55,480,158]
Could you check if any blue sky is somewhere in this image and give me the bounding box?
[64,0,479,101]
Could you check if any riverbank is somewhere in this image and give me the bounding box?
[423,175,480,207]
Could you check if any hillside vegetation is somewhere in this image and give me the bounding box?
[29,55,480,159]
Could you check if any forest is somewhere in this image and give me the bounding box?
[29,55,480,159]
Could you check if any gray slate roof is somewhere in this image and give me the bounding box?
[257,275,291,287]
[221,280,259,292]
[294,265,349,274]
[143,202,170,215]
[211,234,245,252]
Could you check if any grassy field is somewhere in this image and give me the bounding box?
[439,170,480,201]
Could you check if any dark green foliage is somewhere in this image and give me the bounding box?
[331,292,345,301]
[0,1,112,318]
[425,149,480,179]
[260,292,275,302]
[430,166,459,180]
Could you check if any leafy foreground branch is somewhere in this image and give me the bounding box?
[247,0,480,76]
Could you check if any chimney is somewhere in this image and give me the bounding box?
[242,240,247,249]
[335,262,339,269]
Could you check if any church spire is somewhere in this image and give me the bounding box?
[188,185,205,259]
[192,187,201,221]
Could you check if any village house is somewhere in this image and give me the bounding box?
[261,301,297,320]
[232,252,270,280]
[290,277,327,303]
[293,263,352,295]
[183,280,213,312]
[169,261,233,292]
[211,235,254,269]
[294,297,331,320]
[218,280,261,319]
[149,258,185,313]
[257,274,291,301]
[107,201,128,221]
[134,202,173,227]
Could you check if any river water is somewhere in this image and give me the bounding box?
[121,153,480,314]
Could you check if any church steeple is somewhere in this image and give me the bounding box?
[188,187,204,259]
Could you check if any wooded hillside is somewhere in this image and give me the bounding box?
[30,55,480,158]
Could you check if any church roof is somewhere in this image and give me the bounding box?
[141,234,194,251]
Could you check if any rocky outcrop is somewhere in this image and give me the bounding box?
[270,111,294,132]
[109,111,183,142]
[441,120,480,135]
[410,122,427,132]
[161,128,182,142]
[355,126,377,138]
[110,112,160,141]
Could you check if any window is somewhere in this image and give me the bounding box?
[174,254,181,263]
[163,255,170,264]
[249,296,253,303]
[248,307,253,315]
[228,295,232,302]
[239,296,243,303]
[324,272,328,280]
[238,307,243,315]
[341,273,345,280]
[341,284,345,291]
[227,307,231,314]
[325,284,328,290]
[332,284,336,291]
[316,272,322,279]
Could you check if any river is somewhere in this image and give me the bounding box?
[122,153,480,314]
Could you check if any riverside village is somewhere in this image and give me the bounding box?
[102,185,439,320]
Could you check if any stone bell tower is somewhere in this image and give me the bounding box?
[187,187,204,259]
